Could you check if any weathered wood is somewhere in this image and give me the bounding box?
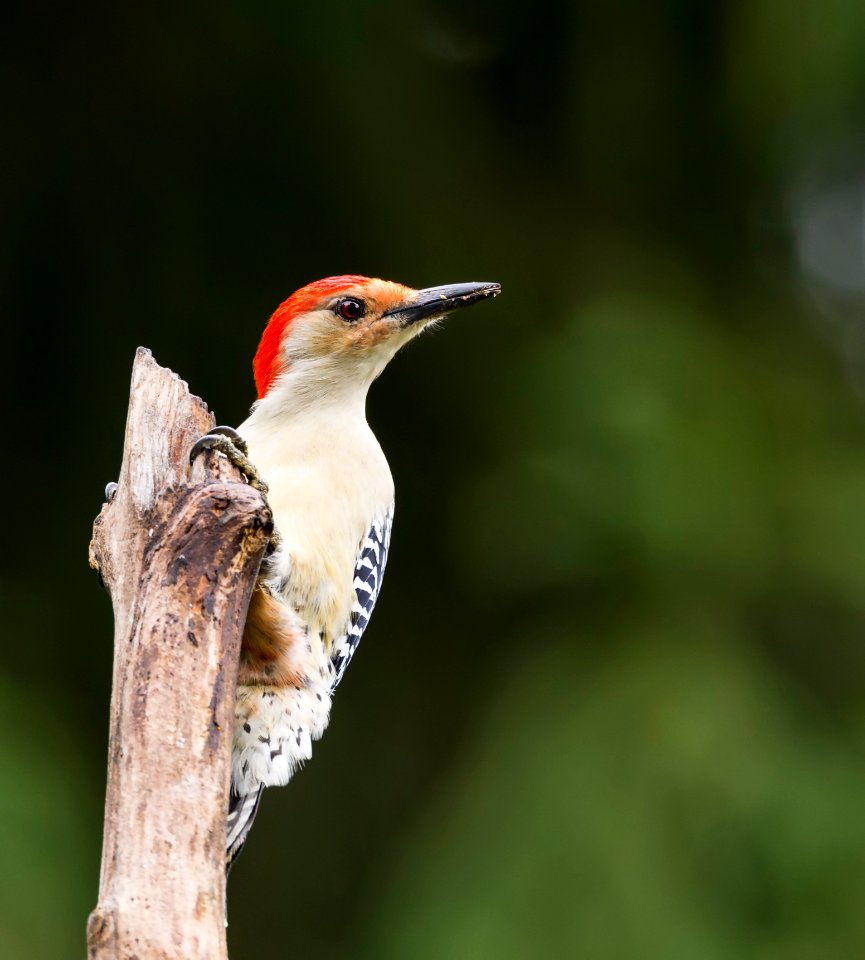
[87,348,271,960]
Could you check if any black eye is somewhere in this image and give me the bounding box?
[336,298,365,322]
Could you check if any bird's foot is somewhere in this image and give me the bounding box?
[190,425,269,495]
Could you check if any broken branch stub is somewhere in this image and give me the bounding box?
[87,348,270,960]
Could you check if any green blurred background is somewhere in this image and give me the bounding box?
[5,1,865,957]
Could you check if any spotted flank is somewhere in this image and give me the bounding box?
[226,504,393,867]
[331,504,394,690]
[232,682,330,796]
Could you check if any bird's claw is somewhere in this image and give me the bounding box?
[201,424,249,455]
[190,425,268,494]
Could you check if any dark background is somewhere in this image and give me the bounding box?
[5,2,865,957]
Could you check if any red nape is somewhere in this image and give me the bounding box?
[253,275,371,398]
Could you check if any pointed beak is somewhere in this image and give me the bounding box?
[383,281,501,327]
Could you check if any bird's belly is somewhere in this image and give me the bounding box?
[251,448,393,643]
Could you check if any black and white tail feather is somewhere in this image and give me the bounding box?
[225,507,393,870]
[226,787,263,870]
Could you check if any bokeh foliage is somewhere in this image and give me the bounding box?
[4,1,865,957]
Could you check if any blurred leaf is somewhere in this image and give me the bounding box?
[0,675,98,960]
[356,617,865,960]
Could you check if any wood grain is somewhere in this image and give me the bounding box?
[87,348,270,959]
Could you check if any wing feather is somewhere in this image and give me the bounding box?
[330,503,394,690]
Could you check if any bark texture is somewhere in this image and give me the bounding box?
[87,348,270,960]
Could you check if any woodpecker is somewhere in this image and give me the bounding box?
[192,275,501,865]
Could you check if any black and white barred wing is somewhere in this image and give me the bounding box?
[331,503,394,690]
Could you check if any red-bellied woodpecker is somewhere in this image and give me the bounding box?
[192,275,501,865]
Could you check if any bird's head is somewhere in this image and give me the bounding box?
[253,275,501,401]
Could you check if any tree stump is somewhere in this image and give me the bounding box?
[87,348,270,960]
